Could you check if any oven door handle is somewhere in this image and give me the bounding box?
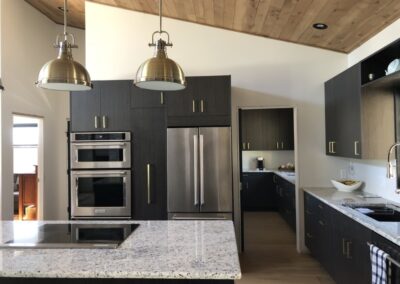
[72,142,127,147]
[73,171,128,176]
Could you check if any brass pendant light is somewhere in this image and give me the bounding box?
[36,0,91,91]
[135,0,186,91]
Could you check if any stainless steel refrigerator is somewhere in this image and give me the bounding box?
[167,127,233,220]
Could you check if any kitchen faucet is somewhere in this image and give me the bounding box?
[387,142,400,194]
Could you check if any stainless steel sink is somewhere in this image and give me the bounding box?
[344,203,400,222]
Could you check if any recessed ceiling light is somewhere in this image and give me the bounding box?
[313,23,328,30]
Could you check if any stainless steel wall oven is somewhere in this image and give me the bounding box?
[70,132,132,219]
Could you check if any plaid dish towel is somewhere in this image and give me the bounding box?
[370,243,390,284]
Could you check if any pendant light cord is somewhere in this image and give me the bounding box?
[159,0,162,33]
[64,0,68,39]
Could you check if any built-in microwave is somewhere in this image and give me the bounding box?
[70,132,131,169]
[70,170,131,219]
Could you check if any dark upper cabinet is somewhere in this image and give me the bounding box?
[166,76,231,127]
[70,80,131,132]
[131,108,167,220]
[131,85,166,108]
[241,173,276,211]
[70,82,101,132]
[325,64,362,158]
[240,108,294,151]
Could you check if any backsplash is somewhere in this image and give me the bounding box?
[334,158,400,203]
[242,151,294,170]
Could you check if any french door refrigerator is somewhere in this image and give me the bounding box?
[167,127,233,220]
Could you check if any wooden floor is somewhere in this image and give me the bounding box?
[237,212,335,284]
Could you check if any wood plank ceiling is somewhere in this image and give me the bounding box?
[25,0,400,53]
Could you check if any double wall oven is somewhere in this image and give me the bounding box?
[70,132,131,219]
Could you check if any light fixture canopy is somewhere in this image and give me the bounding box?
[135,0,185,91]
[36,0,91,91]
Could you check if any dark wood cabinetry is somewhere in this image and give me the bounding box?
[131,108,167,220]
[240,108,293,151]
[70,80,131,132]
[166,76,231,127]
[274,175,296,231]
[325,64,362,158]
[241,173,276,211]
[304,192,372,284]
[131,86,165,108]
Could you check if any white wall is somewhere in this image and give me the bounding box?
[0,0,85,220]
[242,151,294,170]
[86,2,350,251]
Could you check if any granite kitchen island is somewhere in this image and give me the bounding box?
[0,220,241,283]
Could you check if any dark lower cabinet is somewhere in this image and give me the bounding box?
[274,175,296,232]
[241,173,276,211]
[131,108,167,220]
[372,232,400,284]
[304,192,372,284]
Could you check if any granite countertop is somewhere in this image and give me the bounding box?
[303,187,400,246]
[242,169,296,184]
[0,220,241,280]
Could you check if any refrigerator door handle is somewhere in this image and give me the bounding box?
[200,134,205,206]
[194,135,199,206]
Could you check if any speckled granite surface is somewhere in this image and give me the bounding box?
[0,220,241,280]
[304,187,400,246]
[242,169,296,184]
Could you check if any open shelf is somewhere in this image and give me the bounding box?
[361,69,400,90]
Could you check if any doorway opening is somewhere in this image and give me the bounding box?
[239,107,297,251]
[12,115,43,221]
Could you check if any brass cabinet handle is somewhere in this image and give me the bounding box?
[242,142,246,150]
[94,116,99,129]
[281,142,284,149]
[328,142,331,153]
[200,99,204,113]
[247,142,250,150]
[354,141,360,156]
[346,241,352,259]
[277,142,279,149]
[102,116,107,128]
[147,163,151,204]
[342,238,347,255]
[331,141,336,154]
[160,92,164,105]
[192,100,196,113]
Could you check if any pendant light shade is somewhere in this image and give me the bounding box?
[135,39,185,91]
[135,0,185,91]
[36,0,91,91]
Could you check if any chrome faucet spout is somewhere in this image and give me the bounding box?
[387,142,400,179]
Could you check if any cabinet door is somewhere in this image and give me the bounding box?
[70,82,101,132]
[278,109,294,150]
[131,85,165,108]
[131,108,167,220]
[100,80,131,131]
[195,76,231,117]
[325,64,362,158]
[165,77,197,123]
[241,173,274,211]
[241,110,264,150]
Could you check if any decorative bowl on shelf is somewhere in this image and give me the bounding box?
[385,59,400,75]
[331,179,362,192]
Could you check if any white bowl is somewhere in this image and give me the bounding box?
[331,179,362,192]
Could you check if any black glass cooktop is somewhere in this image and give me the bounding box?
[1,223,139,249]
